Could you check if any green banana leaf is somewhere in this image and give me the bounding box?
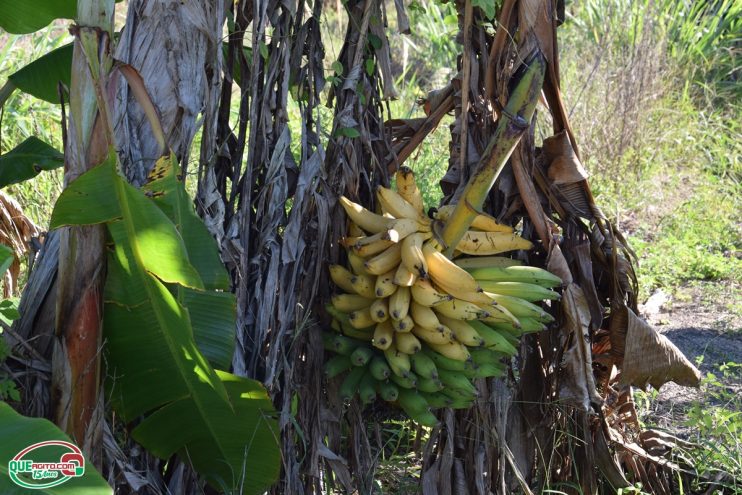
[0,137,64,189]
[0,44,73,107]
[0,0,76,34]
[50,149,280,494]
[142,154,230,291]
[0,244,14,276]
[0,402,112,494]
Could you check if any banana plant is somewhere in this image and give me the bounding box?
[50,150,279,494]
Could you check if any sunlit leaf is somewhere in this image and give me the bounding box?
[1,44,73,106]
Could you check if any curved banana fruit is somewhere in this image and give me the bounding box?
[434,298,490,320]
[384,345,412,377]
[350,273,376,299]
[410,301,443,331]
[454,231,534,255]
[384,218,423,243]
[347,250,369,275]
[389,286,411,320]
[478,281,560,301]
[393,263,417,287]
[373,320,394,350]
[412,325,454,345]
[427,341,471,362]
[434,204,513,233]
[364,243,402,275]
[369,298,389,322]
[436,314,485,347]
[348,307,375,329]
[331,293,374,312]
[375,269,398,298]
[339,196,393,233]
[352,232,395,257]
[401,232,429,277]
[392,315,414,333]
[377,185,421,220]
[467,265,562,288]
[422,240,482,299]
[395,331,422,354]
[329,265,357,294]
[410,279,452,306]
[395,166,425,214]
[454,256,524,269]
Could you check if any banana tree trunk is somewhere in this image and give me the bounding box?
[53,0,115,464]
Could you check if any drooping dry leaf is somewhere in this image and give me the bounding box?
[619,308,701,389]
[558,284,602,410]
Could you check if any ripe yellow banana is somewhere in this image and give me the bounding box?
[401,232,429,277]
[432,277,494,306]
[395,166,425,214]
[393,263,418,287]
[329,265,357,294]
[347,250,370,275]
[373,320,394,350]
[369,298,389,323]
[454,231,533,255]
[412,325,455,345]
[410,279,452,306]
[410,301,443,330]
[339,196,393,233]
[389,285,411,320]
[348,307,375,328]
[434,204,513,233]
[426,341,471,362]
[375,269,398,298]
[395,331,422,354]
[377,185,421,220]
[354,239,395,257]
[347,220,364,238]
[331,294,374,312]
[436,314,485,347]
[350,273,376,299]
[384,218,424,242]
[364,243,402,275]
[422,240,482,300]
[392,315,414,333]
[434,298,490,320]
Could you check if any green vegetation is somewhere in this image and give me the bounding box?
[1,0,740,492]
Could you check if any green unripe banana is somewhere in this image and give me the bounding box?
[416,376,444,393]
[359,371,378,404]
[378,380,399,401]
[468,320,518,355]
[339,366,366,400]
[324,355,353,378]
[421,346,467,371]
[419,392,453,409]
[438,368,477,397]
[350,345,375,366]
[369,356,392,380]
[390,371,418,389]
[410,352,439,380]
[397,388,430,415]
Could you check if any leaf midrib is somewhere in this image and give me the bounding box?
[111,169,232,466]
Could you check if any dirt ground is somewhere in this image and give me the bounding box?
[638,281,742,433]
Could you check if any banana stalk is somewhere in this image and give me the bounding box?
[440,54,546,257]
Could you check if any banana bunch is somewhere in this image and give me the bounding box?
[325,166,562,426]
